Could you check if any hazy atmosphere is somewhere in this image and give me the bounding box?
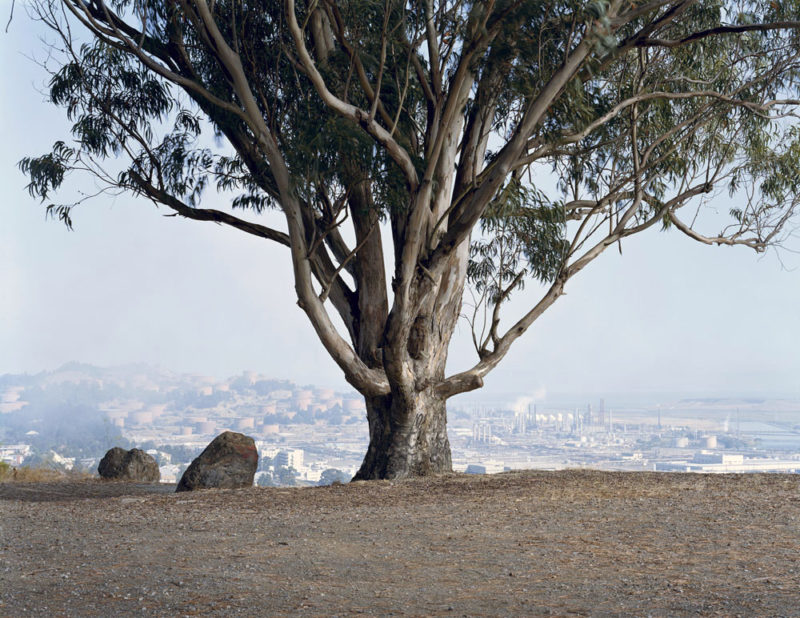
[2,9,800,399]
[5,4,800,616]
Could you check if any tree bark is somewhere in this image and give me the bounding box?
[354,243,467,480]
[354,388,452,480]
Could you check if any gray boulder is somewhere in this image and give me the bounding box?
[176,431,258,492]
[98,447,160,482]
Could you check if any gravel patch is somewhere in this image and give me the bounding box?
[2,470,799,616]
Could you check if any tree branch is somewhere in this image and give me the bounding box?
[127,169,290,245]
[637,21,800,49]
[285,0,420,191]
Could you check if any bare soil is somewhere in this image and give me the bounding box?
[2,470,799,616]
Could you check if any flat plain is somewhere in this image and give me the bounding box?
[1,470,799,616]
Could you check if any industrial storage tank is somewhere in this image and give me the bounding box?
[314,388,335,401]
[236,417,255,430]
[130,410,153,425]
[147,404,168,418]
[343,399,365,412]
[293,390,313,410]
[197,421,216,435]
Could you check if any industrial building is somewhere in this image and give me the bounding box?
[655,452,800,473]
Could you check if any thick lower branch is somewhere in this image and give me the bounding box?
[128,170,290,245]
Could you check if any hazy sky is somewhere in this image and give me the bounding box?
[2,13,799,399]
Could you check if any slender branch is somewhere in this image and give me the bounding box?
[319,220,376,303]
[423,0,442,97]
[668,211,790,251]
[285,0,420,191]
[638,21,800,49]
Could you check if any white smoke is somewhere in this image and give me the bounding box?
[510,387,546,415]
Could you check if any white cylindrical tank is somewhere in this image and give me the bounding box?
[197,421,216,434]
[236,417,255,430]
[344,399,365,412]
[147,404,167,418]
[130,411,153,425]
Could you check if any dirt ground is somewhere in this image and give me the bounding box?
[1,470,799,616]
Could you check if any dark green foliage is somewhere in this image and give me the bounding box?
[251,379,294,396]
[293,407,315,424]
[275,465,299,486]
[468,177,568,299]
[152,443,203,465]
[256,471,276,486]
[318,468,351,485]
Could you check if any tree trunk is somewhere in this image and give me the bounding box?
[353,230,469,481]
[354,388,452,480]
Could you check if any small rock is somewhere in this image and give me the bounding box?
[176,431,258,492]
[98,447,160,482]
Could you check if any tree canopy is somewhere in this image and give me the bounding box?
[20,0,800,478]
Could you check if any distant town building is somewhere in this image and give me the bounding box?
[0,444,32,466]
[276,449,304,469]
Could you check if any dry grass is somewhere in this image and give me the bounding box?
[0,463,94,483]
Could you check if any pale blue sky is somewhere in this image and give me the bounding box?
[2,13,799,398]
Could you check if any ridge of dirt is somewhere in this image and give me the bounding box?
[2,470,799,616]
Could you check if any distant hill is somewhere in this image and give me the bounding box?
[0,363,361,461]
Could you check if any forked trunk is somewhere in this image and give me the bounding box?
[354,388,452,480]
[353,236,469,480]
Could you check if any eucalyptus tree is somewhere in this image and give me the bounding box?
[21,0,800,479]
